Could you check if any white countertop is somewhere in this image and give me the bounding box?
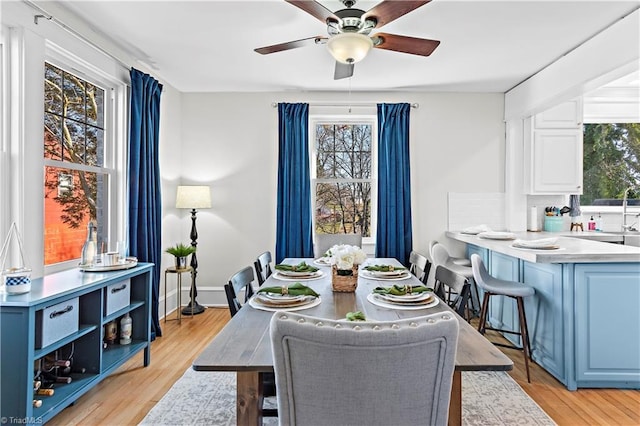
[551,231,624,243]
[446,231,640,263]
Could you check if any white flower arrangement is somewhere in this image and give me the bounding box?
[327,244,367,271]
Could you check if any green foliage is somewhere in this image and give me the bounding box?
[165,243,196,257]
[582,123,640,205]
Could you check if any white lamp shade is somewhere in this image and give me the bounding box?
[327,33,373,64]
[176,185,211,209]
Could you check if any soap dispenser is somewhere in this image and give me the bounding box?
[588,215,596,231]
[595,213,603,231]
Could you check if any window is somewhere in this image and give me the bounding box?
[43,62,113,266]
[582,123,640,206]
[311,118,376,240]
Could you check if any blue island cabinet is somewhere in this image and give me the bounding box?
[464,241,640,390]
[521,261,565,383]
[573,263,640,389]
[0,264,153,424]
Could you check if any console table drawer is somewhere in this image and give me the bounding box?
[105,279,131,315]
[35,297,79,349]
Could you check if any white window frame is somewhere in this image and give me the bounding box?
[309,114,378,247]
[43,44,128,274]
[0,26,8,243]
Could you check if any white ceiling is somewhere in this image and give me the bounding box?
[53,0,639,93]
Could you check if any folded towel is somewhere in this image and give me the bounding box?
[364,264,406,272]
[274,261,319,273]
[513,238,558,248]
[373,284,432,296]
[257,282,320,297]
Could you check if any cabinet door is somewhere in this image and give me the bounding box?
[530,129,583,194]
[534,99,581,128]
[522,261,565,382]
[574,263,640,387]
[488,252,520,344]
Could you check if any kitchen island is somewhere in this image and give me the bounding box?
[446,231,640,390]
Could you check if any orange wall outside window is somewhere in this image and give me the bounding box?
[43,169,91,265]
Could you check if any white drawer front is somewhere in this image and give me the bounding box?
[36,297,80,349]
[105,279,131,316]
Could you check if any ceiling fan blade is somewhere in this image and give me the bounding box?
[286,0,338,24]
[334,62,354,80]
[363,1,431,28]
[373,33,440,57]
[255,36,327,55]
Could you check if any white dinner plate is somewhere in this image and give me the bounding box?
[512,245,564,251]
[256,293,307,303]
[364,269,408,278]
[272,270,325,281]
[377,292,433,303]
[313,257,332,266]
[366,293,439,310]
[249,295,321,312]
[360,270,411,281]
[276,268,321,277]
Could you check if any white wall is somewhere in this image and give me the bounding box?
[157,84,183,318]
[178,92,504,306]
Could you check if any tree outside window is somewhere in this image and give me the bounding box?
[582,123,640,205]
[313,122,373,237]
[43,62,109,265]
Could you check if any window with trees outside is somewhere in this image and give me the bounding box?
[44,62,113,266]
[311,119,376,239]
[582,123,640,206]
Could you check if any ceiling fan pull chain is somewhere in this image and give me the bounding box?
[348,77,352,114]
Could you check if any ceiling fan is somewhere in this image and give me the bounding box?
[255,0,440,80]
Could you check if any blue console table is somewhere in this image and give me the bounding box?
[0,263,153,424]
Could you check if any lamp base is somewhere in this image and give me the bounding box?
[181,301,205,315]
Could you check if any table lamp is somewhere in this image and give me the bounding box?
[176,185,211,315]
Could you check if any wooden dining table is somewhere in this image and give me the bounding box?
[193,258,513,425]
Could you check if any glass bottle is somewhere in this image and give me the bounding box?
[80,222,97,266]
[104,320,117,345]
[119,313,132,345]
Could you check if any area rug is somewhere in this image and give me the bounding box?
[140,368,556,425]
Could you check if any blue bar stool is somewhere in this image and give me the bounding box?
[471,254,535,382]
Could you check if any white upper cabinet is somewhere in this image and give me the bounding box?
[525,99,583,194]
[534,100,582,128]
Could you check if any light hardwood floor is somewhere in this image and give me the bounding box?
[48,307,639,425]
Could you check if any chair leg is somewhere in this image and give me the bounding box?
[469,278,481,315]
[477,292,491,335]
[516,296,532,383]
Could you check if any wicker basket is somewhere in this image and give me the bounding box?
[331,265,358,292]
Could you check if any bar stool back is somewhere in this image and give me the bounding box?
[431,243,480,314]
[470,254,535,382]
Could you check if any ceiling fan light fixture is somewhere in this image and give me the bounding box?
[327,32,373,64]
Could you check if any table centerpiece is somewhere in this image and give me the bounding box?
[326,244,366,292]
